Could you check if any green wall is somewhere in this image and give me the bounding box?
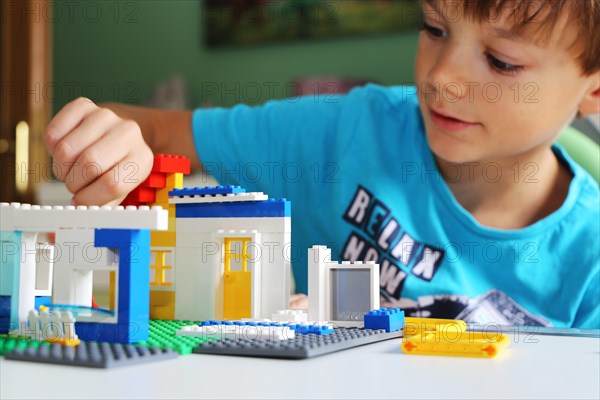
[53,1,419,113]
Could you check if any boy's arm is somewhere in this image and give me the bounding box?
[102,103,200,169]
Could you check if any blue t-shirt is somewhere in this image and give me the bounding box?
[192,84,600,329]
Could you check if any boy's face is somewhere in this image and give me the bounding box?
[415,1,599,165]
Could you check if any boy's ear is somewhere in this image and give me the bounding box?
[578,72,600,116]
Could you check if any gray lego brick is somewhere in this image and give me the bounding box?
[4,341,178,368]
[192,327,403,359]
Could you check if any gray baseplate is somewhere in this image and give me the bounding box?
[192,327,403,359]
[4,341,178,368]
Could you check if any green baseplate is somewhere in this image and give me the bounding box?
[137,320,216,355]
[1,320,215,356]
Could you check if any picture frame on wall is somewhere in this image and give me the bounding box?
[204,0,422,48]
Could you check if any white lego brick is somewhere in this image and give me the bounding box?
[169,192,268,204]
[308,245,331,322]
[259,232,291,320]
[176,324,295,341]
[33,243,54,297]
[175,216,290,234]
[174,246,220,321]
[0,203,168,231]
[271,309,308,322]
[16,232,38,326]
[308,245,380,323]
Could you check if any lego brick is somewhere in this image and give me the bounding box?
[151,230,176,247]
[175,216,290,235]
[34,296,51,311]
[0,203,168,231]
[308,246,379,324]
[122,187,156,205]
[33,243,53,297]
[0,335,46,356]
[0,296,10,318]
[364,308,405,333]
[165,173,184,190]
[191,320,333,334]
[401,331,510,358]
[155,187,170,205]
[142,172,167,189]
[4,341,177,368]
[271,309,308,323]
[193,327,403,359]
[14,309,79,345]
[169,192,268,205]
[170,185,246,196]
[150,305,175,320]
[151,154,191,174]
[74,229,150,344]
[175,198,290,218]
[137,319,216,355]
[404,317,467,337]
[177,322,295,341]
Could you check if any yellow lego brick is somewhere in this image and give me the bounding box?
[109,271,116,311]
[155,187,170,205]
[223,271,252,320]
[151,230,176,247]
[401,330,510,358]
[404,317,467,337]
[166,172,183,190]
[150,291,176,320]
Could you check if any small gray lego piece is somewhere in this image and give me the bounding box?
[4,341,178,368]
[192,328,403,359]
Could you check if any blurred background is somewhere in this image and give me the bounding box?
[1,0,597,204]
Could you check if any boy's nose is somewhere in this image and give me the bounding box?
[426,48,471,101]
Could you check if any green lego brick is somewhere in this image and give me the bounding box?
[136,320,216,355]
[0,335,48,356]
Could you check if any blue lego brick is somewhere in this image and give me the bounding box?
[169,185,246,197]
[0,317,11,334]
[193,327,403,359]
[288,324,334,335]
[4,341,177,368]
[176,198,291,218]
[75,229,150,344]
[364,308,405,333]
[0,296,10,318]
[34,296,51,310]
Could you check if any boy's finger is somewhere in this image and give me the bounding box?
[72,146,153,206]
[64,122,133,194]
[44,97,98,156]
[52,108,121,182]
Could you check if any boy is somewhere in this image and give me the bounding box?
[44,1,599,328]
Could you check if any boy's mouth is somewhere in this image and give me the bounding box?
[428,107,480,132]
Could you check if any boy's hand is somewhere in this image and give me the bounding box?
[290,293,308,310]
[44,97,153,206]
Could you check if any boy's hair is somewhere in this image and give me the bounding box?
[423,0,600,75]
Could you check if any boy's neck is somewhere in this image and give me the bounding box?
[436,146,573,229]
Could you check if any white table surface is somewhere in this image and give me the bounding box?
[1,331,599,400]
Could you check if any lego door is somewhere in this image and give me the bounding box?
[223,238,252,320]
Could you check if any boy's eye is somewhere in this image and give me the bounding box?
[420,22,447,39]
[486,54,524,74]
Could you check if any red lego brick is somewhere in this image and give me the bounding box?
[121,187,156,205]
[141,172,167,189]
[151,154,191,174]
